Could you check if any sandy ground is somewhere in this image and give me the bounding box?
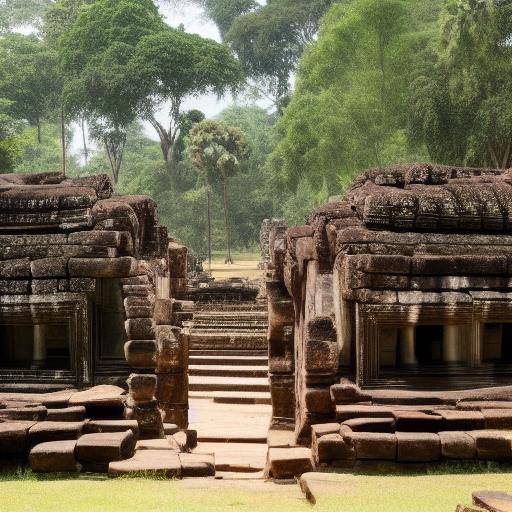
[208,259,263,281]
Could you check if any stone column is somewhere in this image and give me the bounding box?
[443,325,460,363]
[31,324,47,369]
[399,326,417,366]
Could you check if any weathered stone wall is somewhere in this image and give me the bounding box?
[0,172,189,434]
[268,164,512,445]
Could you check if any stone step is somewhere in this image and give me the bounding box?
[190,354,268,366]
[189,364,268,378]
[194,442,267,473]
[189,375,270,393]
[189,390,271,405]
[190,349,267,357]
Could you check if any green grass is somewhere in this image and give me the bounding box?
[2,467,512,512]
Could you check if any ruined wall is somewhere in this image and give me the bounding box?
[0,172,189,436]
[268,164,512,445]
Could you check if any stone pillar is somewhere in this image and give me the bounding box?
[31,324,47,369]
[399,326,417,366]
[443,325,460,363]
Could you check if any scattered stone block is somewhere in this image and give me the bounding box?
[312,433,355,464]
[467,430,512,461]
[0,421,34,455]
[108,450,181,478]
[0,406,47,422]
[267,447,314,479]
[83,420,139,436]
[396,432,441,462]
[473,491,512,512]
[439,431,476,459]
[482,409,512,430]
[28,421,84,447]
[29,440,79,472]
[393,411,443,432]
[438,410,485,431]
[330,380,372,404]
[46,406,86,422]
[68,385,125,418]
[124,340,157,368]
[179,452,215,477]
[336,405,394,422]
[350,432,397,460]
[311,423,341,439]
[75,431,136,468]
[342,417,395,433]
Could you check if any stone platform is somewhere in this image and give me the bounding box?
[0,387,208,477]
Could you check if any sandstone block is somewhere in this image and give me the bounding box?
[342,417,395,433]
[83,420,139,436]
[439,431,476,459]
[136,438,175,450]
[31,279,59,294]
[29,440,78,472]
[313,433,354,464]
[69,278,96,292]
[179,452,215,477]
[330,380,372,404]
[0,258,31,278]
[0,280,30,294]
[311,423,341,439]
[336,405,394,422]
[154,298,173,325]
[76,431,136,469]
[122,284,153,297]
[68,257,138,278]
[0,422,34,455]
[156,372,188,405]
[267,447,314,479]
[31,257,68,278]
[396,432,441,462]
[0,406,47,422]
[393,411,443,432]
[156,325,184,372]
[128,400,164,440]
[125,318,155,340]
[305,388,334,414]
[68,385,125,418]
[108,450,181,478]
[438,410,485,431]
[350,432,397,460]
[482,409,512,429]
[124,340,157,369]
[124,296,154,319]
[467,430,512,460]
[127,373,156,402]
[28,421,84,447]
[46,406,86,422]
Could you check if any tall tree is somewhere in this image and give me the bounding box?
[270,0,441,194]
[0,0,53,33]
[133,26,243,172]
[188,120,248,264]
[0,33,61,144]
[409,0,512,168]
[0,97,22,171]
[58,0,165,183]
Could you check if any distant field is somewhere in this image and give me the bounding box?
[208,251,263,281]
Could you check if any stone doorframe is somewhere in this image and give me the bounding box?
[355,297,512,387]
[0,293,91,387]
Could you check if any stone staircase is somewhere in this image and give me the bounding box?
[188,301,271,405]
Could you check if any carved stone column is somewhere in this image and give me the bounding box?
[31,324,47,369]
[443,325,460,363]
[399,326,417,366]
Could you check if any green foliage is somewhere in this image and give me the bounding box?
[43,0,94,46]
[0,33,61,142]
[196,0,257,39]
[271,0,440,195]
[282,177,330,226]
[409,0,512,168]
[0,97,22,171]
[225,0,337,101]
[0,0,52,33]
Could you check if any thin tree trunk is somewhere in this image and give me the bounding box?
[81,118,89,164]
[207,187,212,273]
[60,108,66,176]
[488,143,500,169]
[37,118,42,144]
[502,140,511,169]
[222,171,233,265]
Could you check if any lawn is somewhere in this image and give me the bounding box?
[2,469,512,512]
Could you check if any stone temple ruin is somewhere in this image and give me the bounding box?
[265,164,512,477]
[0,172,214,477]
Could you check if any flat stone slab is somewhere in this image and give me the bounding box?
[313,433,354,464]
[439,431,476,459]
[393,411,443,432]
[194,442,267,473]
[343,417,395,433]
[311,423,340,439]
[109,449,181,478]
[336,405,394,422]
[28,421,84,447]
[179,452,215,477]
[83,420,139,436]
[350,432,397,460]
[29,440,78,472]
[75,431,136,464]
[0,421,35,455]
[396,432,441,462]
[482,409,512,429]
[0,405,47,421]
[267,447,314,479]
[438,410,485,431]
[467,430,512,461]
[46,406,86,422]
[473,491,512,512]
[68,386,125,416]
[267,429,295,448]
[136,439,176,451]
